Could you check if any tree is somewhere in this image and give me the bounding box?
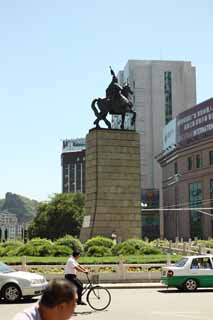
[28,193,85,239]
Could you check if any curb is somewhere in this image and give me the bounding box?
[98,283,167,289]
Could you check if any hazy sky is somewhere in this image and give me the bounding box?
[0,0,212,201]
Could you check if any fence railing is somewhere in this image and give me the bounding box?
[154,239,213,255]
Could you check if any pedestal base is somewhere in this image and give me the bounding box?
[80,129,141,242]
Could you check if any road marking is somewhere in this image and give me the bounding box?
[151,311,209,319]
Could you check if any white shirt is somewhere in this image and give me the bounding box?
[64,256,79,275]
[13,305,73,320]
[13,306,41,320]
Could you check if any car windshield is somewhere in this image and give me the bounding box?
[0,262,15,273]
[175,258,188,267]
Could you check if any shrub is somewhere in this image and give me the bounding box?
[197,240,213,248]
[52,244,72,257]
[206,241,213,248]
[55,235,83,254]
[16,243,54,257]
[37,244,54,257]
[0,240,23,248]
[111,243,123,256]
[140,246,162,255]
[27,238,53,247]
[0,240,24,257]
[113,243,137,255]
[123,239,146,251]
[17,244,41,256]
[0,246,24,257]
[112,239,146,256]
[87,246,112,257]
[84,237,114,253]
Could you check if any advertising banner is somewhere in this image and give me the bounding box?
[177,98,213,145]
[62,138,86,152]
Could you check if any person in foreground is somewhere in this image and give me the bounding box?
[13,279,76,320]
[65,251,88,305]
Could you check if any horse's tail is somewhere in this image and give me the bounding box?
[91,99,100,117]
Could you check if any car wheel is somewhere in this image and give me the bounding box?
[184,279,198,292]
[1,283,22,302]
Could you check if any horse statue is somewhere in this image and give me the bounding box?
[91,67,136,130]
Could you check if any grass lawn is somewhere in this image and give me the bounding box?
[1,254,182,265]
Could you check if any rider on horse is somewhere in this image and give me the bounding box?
[106,67,129,113]
[91,66,136,129]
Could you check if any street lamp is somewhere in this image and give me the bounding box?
[141,202,148,208]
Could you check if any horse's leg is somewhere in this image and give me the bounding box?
[91,99,100,117]
[103,115,111,129]
[94,118,100,128]
[131,111,136,126]
[121,114,125,129]
[94,109,105,128]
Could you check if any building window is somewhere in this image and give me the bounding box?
[174,162,178,174]
[164,71,172,125]
[189,182,202,239]
[209,151,213,165]
[196,154,202,168]
[188,157,193,170]
[210,179,213,221]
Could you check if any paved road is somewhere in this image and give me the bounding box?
[1,288,213,320]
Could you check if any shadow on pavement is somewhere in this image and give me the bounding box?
[158,288,213,294]
[0,297,38,304]
[73,310,108,316]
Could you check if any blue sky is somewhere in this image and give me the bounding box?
[0,0,212,201]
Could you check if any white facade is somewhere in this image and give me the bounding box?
[0,210,23,241]
[116,60,196,191]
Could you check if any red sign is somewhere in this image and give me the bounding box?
[177,98,213,145]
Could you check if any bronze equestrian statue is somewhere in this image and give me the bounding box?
[91,67,136,130]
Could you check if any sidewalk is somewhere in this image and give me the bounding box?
[99,282,166,289]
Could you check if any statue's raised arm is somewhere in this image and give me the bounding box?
[109,66,118,83]
[110,66,115,77]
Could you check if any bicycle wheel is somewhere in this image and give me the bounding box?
[86,286,111,311]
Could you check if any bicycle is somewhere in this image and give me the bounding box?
[81,273,111,311]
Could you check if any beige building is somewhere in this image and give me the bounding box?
[111,60,197,238]
[158,98,213,240]
[158,135,213,240]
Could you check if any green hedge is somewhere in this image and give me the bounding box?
[112,239,163,256]
[84,236,114,253]
[1,254,183,265]
[55,235,83,254]
[0,240,24,257]
[86,246,112,257]
[0,236,164,258]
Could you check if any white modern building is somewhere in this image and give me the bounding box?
[114,60,196,191]
[0,210,23,241]
[113,60,196,238]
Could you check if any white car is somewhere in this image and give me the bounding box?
[0,262,48,302]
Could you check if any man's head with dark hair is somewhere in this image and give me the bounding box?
[72,251,81,258]
[39,280,76,320]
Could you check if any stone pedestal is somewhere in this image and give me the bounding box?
[80,128,141,242]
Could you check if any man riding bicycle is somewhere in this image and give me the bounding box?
[64,251,88,305]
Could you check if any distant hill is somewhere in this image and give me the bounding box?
[0,192,39,223]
